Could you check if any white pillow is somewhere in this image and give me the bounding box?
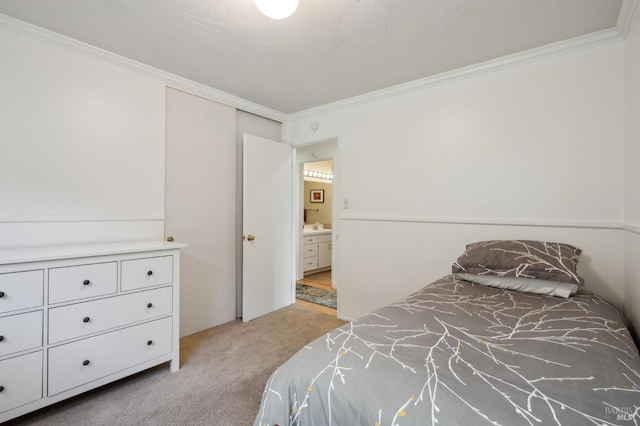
[457,273,578,298]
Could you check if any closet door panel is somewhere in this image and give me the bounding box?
[164,88,237,337]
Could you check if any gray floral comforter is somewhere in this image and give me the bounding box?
[254,275,640,426]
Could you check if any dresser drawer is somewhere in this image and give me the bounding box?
[0,311,43,357]
[49,262,117,304]
[0,271,44,314]
[0,351,43,413]
[48,286,172,344]
[303,257,318,272]
[303,244,318,257]
[48,317,172,396]
[121,256,173,291]
[303,236,318,245]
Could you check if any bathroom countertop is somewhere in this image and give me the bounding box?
[302,228,332,236]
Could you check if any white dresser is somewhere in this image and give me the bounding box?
[0,241,184,422]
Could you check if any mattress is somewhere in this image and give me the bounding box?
[254,275,640,425]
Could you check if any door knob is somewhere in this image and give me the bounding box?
[166,236,174,242]
[246,234,256,241]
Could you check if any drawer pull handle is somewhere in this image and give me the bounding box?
[147,303,153,308]
[82,317,91,323]
[82,360,90,366]
[0,386,4,392]
[147,340,153,346]
[0,336,4,342]
[0,291,5,298]
[83,280,90,286]
[147,270,153,276]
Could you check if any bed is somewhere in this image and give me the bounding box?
[254,241,640,426]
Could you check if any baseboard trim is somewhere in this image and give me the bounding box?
[337,314,354,322]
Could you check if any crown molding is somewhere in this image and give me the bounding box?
[617,0,639,37]
[287,27,624,121]
[1,0,635,125]
[0,13,287,123]
[625,222,640,235]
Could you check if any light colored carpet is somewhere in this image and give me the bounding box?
[10,305,346,426]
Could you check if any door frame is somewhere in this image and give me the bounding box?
[293,138,341,315]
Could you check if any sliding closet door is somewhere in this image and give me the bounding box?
[165,88,236,337]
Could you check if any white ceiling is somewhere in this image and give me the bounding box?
[0,0,623,114]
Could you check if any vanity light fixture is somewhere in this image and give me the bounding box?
[254,0,299,19]
[304,169,333,181]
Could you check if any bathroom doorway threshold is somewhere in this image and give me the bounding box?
[296,270,336,315]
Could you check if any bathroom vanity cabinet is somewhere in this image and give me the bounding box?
[302,231,331,273]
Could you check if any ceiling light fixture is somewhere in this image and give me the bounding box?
[254,0,299,19]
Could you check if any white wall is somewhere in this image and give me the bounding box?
[341,221,623,319]
[624,4,640,343]
[286,42,626,320]
[0,25,166,247]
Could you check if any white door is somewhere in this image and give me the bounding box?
[242,134,293,322]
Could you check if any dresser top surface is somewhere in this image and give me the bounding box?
[0,240,186,265]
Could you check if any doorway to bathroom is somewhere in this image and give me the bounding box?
[296,159,335,314]
[294,138,339,316]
